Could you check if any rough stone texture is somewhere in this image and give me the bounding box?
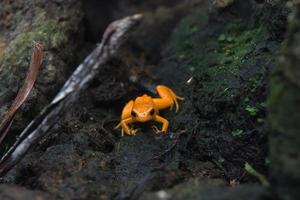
[268,1,300,200]
[140,182,269,200]
[152,0,287,182]
[140,178,226,200]
[0,0,84,148]
[0,184,53,200]
[211,0,236,9]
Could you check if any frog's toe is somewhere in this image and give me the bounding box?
[152,126,166,135]
[130,128,140,136]
[115,122,121,129]
[152,125,159,132]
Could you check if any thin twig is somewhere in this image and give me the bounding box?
[0,14,143,176]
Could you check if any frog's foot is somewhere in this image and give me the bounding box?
[118,124,140,136]
[127,128,140,136]
[152,125,167,135]
[169,92,184,113]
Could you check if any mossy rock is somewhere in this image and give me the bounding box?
[268,1,300,199]
[0,0,83,153]
[154,0,286,181]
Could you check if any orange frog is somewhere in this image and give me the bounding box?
[116,85,183,136]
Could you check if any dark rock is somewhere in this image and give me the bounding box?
[268,1,300,199]
[0,184,53,200]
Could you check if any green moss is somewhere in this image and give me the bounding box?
[208,24,262,81]
[232,129,244,138]
[0,10,78,133]
[245,105,259,116]
[3,13,65,66]
[165,10,263,89]
[0,12,69,104]
[160,7,280,170]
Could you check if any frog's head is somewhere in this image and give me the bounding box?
[131,95,157,122]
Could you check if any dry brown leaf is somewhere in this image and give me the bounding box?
[0,43,44,144]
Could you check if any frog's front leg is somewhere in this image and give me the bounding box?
[152,115,169,134]
[115,100,139,136]
[119,118,139,136]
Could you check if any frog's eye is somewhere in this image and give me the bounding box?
[149,108,155,116]
[131,110,137,117]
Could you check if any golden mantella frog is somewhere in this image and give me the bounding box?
[116,85,183,136]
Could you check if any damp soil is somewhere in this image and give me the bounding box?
[0,0,288,199]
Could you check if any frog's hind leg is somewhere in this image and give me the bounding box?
[153,85,184,112]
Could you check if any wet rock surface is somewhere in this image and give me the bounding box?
[0,0,290,199]
[140,180,268,200]
[153,0,287,182]
[0,184,53,200]
[0,0,84,151]
[268,1,300,199]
